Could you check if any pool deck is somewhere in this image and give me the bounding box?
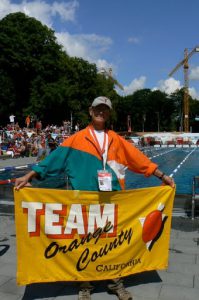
[0,157,199,299]
[0,213,198,300]
[0,157,37,170]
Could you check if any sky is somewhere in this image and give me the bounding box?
[1,0,199,98]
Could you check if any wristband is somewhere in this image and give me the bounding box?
[158,173,165,180]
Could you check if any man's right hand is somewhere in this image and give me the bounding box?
[14,170,37,190]
[15,176,32,190]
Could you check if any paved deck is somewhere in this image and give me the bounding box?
[0,157,199,299]
[0,157,37,170]
[0,211,199,300]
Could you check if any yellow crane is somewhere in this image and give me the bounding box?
[169,46,199,132]
[98,67,124,91]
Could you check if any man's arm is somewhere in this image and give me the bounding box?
[119,135,175,188]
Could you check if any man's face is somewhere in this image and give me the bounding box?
[89,104,111,127]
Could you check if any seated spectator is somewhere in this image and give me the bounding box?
[17,141,29,157]
[36,134,46,161]
[46,133,57,156]
[6,141,20,158]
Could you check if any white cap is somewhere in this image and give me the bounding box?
[91,96,112,109]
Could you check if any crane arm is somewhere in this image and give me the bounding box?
[169,46,199,77]
[168,57,185,77]
[98,68,124,90]
[111,78,124,90]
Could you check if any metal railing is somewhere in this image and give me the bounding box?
[192,176,199,219]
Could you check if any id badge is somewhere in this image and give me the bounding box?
[97,170,112,191]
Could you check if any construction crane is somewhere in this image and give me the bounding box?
[98,68,124,91]
[169,46,199,132]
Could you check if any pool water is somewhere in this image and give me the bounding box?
[126,147,199,194]
[1,147,199,195]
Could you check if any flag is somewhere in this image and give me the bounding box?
[14,186,175,285]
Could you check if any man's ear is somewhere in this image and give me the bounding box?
[89,107,92,116]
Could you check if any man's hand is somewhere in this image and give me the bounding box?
[15,176,32,190]
[14,170,37,190]
[153,168,175,188]
[161,174,175,188]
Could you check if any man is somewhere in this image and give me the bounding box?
[15,96,174,300]
[9,114,15,129]
[25,115,31,128]
[45,132,57,156]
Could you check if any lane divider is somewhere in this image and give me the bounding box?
[0,178,16,185]
[0,163,36,172]
[0,200,14,206]
[0,162,37,185]
[148,148,178,159]
[169,148,196,178]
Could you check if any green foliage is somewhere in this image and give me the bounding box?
[0,12,116,127]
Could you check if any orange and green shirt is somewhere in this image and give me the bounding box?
[32,126,157,191]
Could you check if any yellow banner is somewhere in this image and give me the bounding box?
[14,186,175,285]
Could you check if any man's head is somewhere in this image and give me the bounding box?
[91,96,112,110]
[89,96,112,130]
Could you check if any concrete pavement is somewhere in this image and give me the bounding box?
[0,157,37,170]
[0,211,199,300]
[0,157,199,299]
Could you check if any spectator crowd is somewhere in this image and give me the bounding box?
[0,120,77,161]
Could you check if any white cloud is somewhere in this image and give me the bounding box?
[127,36,140,44]
[190,66,199,80]
[52,1,79,22]
[55,31,112,68]
[189,87,199,100]
[123,76,146,95]
[0,0,112,70]
[0,0,79,27]
[95,59,112,70]
[154,77,199,100]
[155,77,182,94]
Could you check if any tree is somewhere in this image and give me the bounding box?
[189,97,199,132]
[0,12,118,127]
[0,12,69,124]
[169,89,184,131]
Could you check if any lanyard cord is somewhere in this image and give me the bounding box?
[90,126,108,170]
[90,127,107,156]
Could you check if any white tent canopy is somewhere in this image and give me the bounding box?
[142,132,199,144]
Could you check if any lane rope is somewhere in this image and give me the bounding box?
[169,148,196,178]
[0,162,36,172]
[0,178,16,185]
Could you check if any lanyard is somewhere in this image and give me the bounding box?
[90,127,107,156]
[90,127,108,170]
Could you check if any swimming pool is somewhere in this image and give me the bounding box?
[126,147,199,194]
[0,147,199,195]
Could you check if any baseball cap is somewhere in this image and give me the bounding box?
[91,96,112,109]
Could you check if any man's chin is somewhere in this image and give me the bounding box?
[93,119,106,129]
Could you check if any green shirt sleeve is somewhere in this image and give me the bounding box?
[32,146,68,180]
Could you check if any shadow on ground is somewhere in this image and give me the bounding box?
[0,244,10,256]
[22,271,161,299]
[171,216,199,232]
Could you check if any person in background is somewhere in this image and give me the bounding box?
[45,132,57,156]
[25,115,31,128]
[9,114,15,129]
[36,120,42,133]
[17,141,27,157]
[36,133,46,161]
[15,96,174,300]
[75,122,80,132]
